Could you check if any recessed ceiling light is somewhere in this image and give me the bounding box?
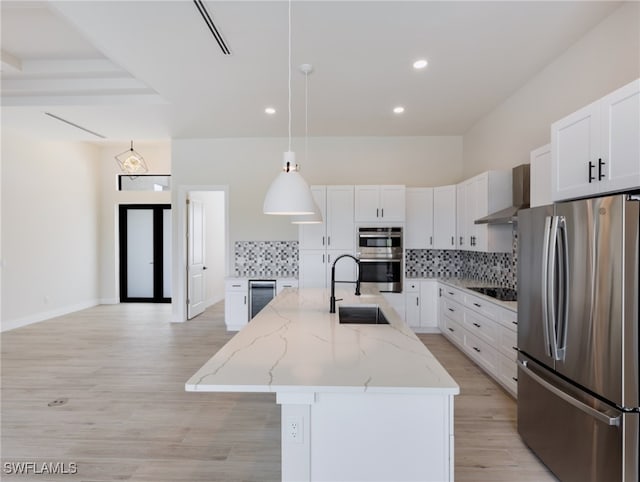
[393,106,405,114]
[413,59,428,70]
[265,107,276,115]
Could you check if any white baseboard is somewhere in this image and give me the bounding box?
[1,299,100,332]
[99,298,119,305]
[412,327,442,334]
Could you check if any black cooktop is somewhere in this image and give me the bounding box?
[467,286,517,302]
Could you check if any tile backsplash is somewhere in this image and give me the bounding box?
[406,229,519,289]
[234,241,298,277]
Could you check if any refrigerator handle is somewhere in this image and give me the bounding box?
[541,216,553,357]
[518,360,620,427]
[556,216,569,360]
[548,215,561,361]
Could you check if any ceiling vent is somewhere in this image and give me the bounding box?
[193,0,231,55]
[44,112,106,139]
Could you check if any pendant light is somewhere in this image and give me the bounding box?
[115,141,148,176]
[292,64,323,224]
[263,0,316,216]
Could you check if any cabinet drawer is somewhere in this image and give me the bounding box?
[498,308,518,330]
[464,309,498,346]
[499,326,518,361]
[441,285,464,303]
[464,330,498,374]
[225,279,248,291]
[498,353,518,396]
[441,298,464,324]
[442,317,465,346]
[465,293,500,320]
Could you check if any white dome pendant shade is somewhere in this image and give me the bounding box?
[291,199,323,224]
[263,151,317,215]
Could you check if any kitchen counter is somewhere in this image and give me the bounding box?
[408,276,518,312]
[186,288,459,481]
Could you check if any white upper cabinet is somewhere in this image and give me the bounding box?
[432,185,457,250]
[299,186,354,251]
[552,78,640,201]
[456,171,512,253]
[405,188,434,249]
[299,186,355,289]
[530,144,552,208]
[355,185,406,223]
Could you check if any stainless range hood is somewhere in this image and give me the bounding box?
[475,163,530,225]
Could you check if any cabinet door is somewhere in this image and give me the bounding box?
[551,101,601,201]
[600,79,640,194]
[455,184,466,249]
[530,144,552,208]
[463,178,477,250]
[405,188,434,249]
[433,185,457,249]
[405,291,421,328]
[225,290,248,329]
[379,186,406,222]
[298,186,327,250]
[419,280,438,329]
[299,250,327,288]
[354,186,380,222]
[326,186,355,251]
[471,175,488,252]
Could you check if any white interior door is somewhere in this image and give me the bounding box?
[188,198,206,319]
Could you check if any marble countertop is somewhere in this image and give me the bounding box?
[186,288,459,395]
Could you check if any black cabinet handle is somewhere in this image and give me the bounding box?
[381,208,384,218]
[448,327,454,332]
[473,347,481,353]
[512,321,518,325]
[322,236,325,246]
[448,291,454,296]
[459,236,463,245]
[243,295,247,304]
[448,308,455,312]
[588,161,595,183]
[451,236,454,246]
[473,322,481,328]
[376,208,379,218]
[473,302,481,308]
[512,377,518,382]
[512,346,518,351]
[416,297,419,306]
[430,236,433,246]
[598,158,605,181]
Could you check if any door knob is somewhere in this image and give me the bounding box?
[203,266,208,270]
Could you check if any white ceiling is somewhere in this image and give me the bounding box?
[1,1,622,144]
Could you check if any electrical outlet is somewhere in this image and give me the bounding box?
[285,416,303,444]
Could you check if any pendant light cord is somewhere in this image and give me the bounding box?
[287,0,292,153]
[304,69,309,164]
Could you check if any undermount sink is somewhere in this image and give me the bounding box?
[338,305,390,325]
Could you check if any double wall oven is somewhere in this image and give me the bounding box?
[356,227,403,293]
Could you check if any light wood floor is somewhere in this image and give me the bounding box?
[1,302,557,482]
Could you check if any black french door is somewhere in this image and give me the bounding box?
[119,204,171,303]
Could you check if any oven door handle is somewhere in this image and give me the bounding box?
[358,233,402,238]
[357,258,402,263]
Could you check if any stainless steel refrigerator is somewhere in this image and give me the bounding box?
[517,194,639,482]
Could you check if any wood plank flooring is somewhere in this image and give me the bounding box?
[2,302,557,481]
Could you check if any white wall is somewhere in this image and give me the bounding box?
[1,132,101,330]
[172,136,463,244]
[189,190,225,308]
[97,142,171,303]
[170,135,462,321]
[462,2,640,176]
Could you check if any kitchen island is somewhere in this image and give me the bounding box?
[186,288,459,482]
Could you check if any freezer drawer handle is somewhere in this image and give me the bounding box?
[518,360,620,427]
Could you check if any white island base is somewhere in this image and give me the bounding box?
[278,391,454,482]
[186,288,459,482]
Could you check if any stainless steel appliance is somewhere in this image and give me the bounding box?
[475,163,530,225]
[517,194,639,482]
[248,280,276,319]
[356,227,403,293]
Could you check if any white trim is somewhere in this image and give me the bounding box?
[1,299,100,332]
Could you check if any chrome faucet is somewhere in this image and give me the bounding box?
[330,254,361,313]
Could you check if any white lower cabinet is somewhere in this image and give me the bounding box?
[439,282,518,398]
[225,279,248,331]
[404,279,438,332]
